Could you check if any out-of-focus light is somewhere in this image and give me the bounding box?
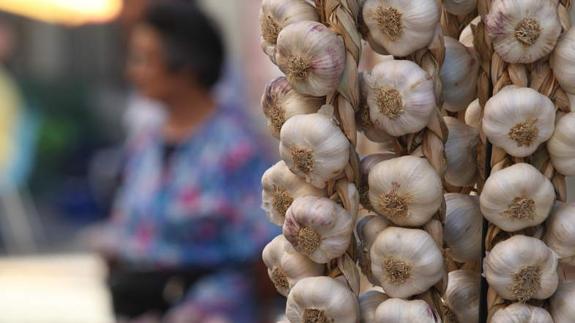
[0,0,122,26]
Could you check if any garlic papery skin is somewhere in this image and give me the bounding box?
[279,106,350,189]
[370,227,444,298]
[262,76,324,139]
[286,276,359,323]
[484,235,559,302]
[465,99,482,129]
[275,21,345,97]
[259,0,319,59]
[445,270,480,323]
[357,215,389,283]
[485,0,561,64]
[544,203,575,262]
[550,281,575,323]
[441,37,480,112]
[460,17,481,48]
[365,59,435,137]
[374,298,440,323]
[444,117,480,187]
[491,303,553,323]
[359,290,388,323]
[368,156,443,227]
[445,194,482,263]
[262,235,324,297]
[547,112,575,176]
[361,0,440,57]
[551,28,575,94]
[262,160,325,226]
[482,86,556,158]
[480,163,555,232]
[283,196,354,264]
[444,0,477,16]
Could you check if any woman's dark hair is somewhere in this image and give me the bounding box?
[144,1,225,90]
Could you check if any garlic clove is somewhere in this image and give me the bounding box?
[543,202,575,263]
[286,276,360,323]
[445,270,480,323]
[370,227,444,298]
[368,156,443,227]
[485,0,561,64]
[441,37,480,112]
[464,99,482,129]
[262,160,326,226]
[480,163,555,232]
[547,112,575,176]
[484,235,559,302]
[491,303,553,323]
[483,86,555,158]
[279,107,350,189]
[275,21,346,97]
[374,298,440,323]
[551,27,575,94]
[444,0,477,16]
[444,117,480,188]
[361,0,440,57]
[444,193,482,263]
[550,281,575,323]
[359,290,388,323]
[366,59,436,137]
[283,196,354,264]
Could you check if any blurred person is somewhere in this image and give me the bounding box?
[97,2,277,322]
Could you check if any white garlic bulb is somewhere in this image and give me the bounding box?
[262,160,325,226]
[279,105,349,189]
[374,298,440,323]
[365,60,435,137]
[491,303,553,323]
[261,76,323,139]
[484,235,559,302]
[441,37,479,112]
[359,290,388,323]
[444,117,480,188]
[262,235,324,297]
[544,203,575,263]
[445,270,480,323]
[465,99,482,129]
[445,194,482,263]
[368,156,443,227]
[485,0,561,64]
[359,153,396,210]
[483,86,555,158]
[444,0,477,16]
[362,0,440,57]
[357,215,389,284]
[370,227,444,298]
[480,163,555,232]
[286,276,359,323]
[275,21,345,97]
[259,0,319,59]
[552,28,575,94]
[358,72,396,143]
[547,112,575,176]
[550,281,575,323]
[283,196,354,264]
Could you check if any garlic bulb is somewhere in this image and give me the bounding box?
[445,270,480,323]
[444,0,477,16]
[286,276,359,323]
[491,303,553,323]
[262,160,325,226]
[485,0,561,64]
[441,37,479,112]
[374,298,440,323]
[544,203,575,262]
[275,21,345,97]
[483,86,555,158]
[547,112,575,176]
[359,290,388,323]
[362,0,440,57]
[552,28,575,94]
[279,106,349,189]
[550,281,575,323]
[484,235,559,302]
[368,156,443,227]
[444,194,482,263]
[370,227,444,298]
[358,72,396,143]
[359,153,396,210]
[480,163,555,232]
[465,99,481,129]
[357,215,389,283]
[444,117,480,187]
[262,235,324,296]
[261,76,323,139]
[283,196,353,264]
[365,60,435,137]
[259,0,319,58]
